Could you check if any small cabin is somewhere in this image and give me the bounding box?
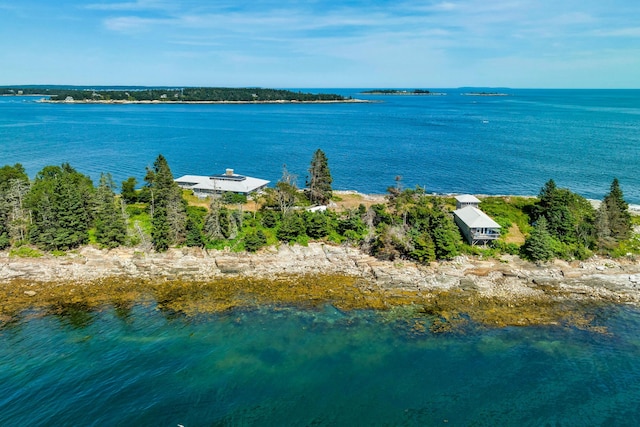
[453,206,501,245]
[455,194,481,210]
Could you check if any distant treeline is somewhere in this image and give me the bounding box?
[361,89,432,94]
[0,87,347,102]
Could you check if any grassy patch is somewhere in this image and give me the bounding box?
[9,246,44,258]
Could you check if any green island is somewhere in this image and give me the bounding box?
[1,151,639,332]
[0,87,353,103]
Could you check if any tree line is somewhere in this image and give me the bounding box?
[0,87,347,102]
[0,153,635,263]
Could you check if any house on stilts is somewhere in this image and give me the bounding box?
[453,195,501,245]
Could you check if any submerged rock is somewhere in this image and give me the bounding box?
[1,243,640,332]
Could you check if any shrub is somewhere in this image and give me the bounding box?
[244,229,267,252]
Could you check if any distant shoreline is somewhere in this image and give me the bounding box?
[37,98,370,105]
[361,90,447,96]
[461,92,509,96]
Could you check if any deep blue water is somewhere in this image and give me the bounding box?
[1,89,639,202]
[2,304,640,425]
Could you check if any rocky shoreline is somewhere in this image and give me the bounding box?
[3,243,640,305]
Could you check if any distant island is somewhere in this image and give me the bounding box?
[0,87,359,103]
[361,89,447,96]
[461,92,509,96]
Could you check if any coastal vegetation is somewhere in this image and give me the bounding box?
[0,154,638,332]
[0,155,636,263]
[0,87,347,102]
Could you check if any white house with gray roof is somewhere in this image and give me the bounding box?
[455,194,481,210]
[175,169,269,198]
[453,198,501,245]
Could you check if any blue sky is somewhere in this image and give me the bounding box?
[1,0,639,88]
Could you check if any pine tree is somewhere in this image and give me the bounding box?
[121,176,139,204]
[151,207,171,252]
[52,177,90,249]
[429,203,460,260]
[533,179,596,249]
[602,178,631,242]
[410,231,436,263]
[95,173,127,248]
[277,212,306,243]
[185,215,203,247]
[306,149,333,205]
[145,154,187,251]
[305,211,330,239]
[26,164,94,251]
[244,229,267,252]
[521,216,554,262]
[184,206,206,247]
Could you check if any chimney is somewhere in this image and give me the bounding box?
[225,168,234,176]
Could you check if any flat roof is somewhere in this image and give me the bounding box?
[175,173,269,194]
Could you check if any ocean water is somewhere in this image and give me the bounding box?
[2,304,640,425]
[2,89,640,425]
[0,89,639,202]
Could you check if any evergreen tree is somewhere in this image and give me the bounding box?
[532,179,596,249]
[244,229,267,252]
[145,154,187,251]
[121,176,139,204]
[185,215,204,247]
[0,164,28,192]
[151,207,171,252]
[305,211,330,239]
[306,149,333,205]
[601,178,631,242]
[95,173,127,248]
[410,231,436,263]
[429,203,460,260]
[521,216,554,262]
[277,212,306,243]
[261,210,279,228]
[185,206,206,247]
[26,164,94,251]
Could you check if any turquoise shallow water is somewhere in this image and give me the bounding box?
[1,89,639,202]
[2,303,640,425]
